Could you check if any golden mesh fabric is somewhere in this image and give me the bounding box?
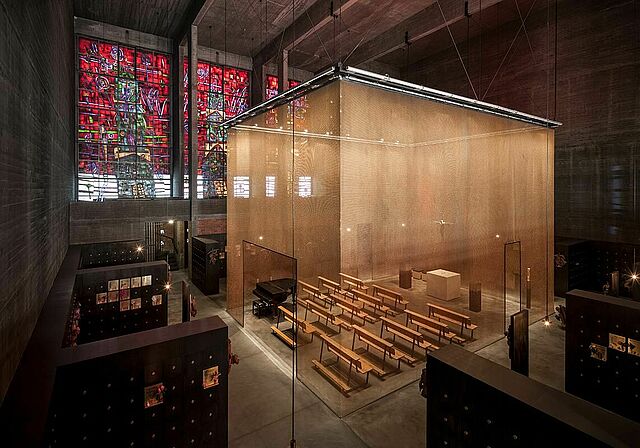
[226,78,554,416]
[339,81,553,308]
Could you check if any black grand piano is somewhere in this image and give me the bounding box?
[252,278,296,317]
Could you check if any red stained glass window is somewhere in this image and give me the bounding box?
[182,58,250,198]
[263,76,307,125]
[77,37,171,200]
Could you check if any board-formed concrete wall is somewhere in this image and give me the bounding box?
[0,0,75,403]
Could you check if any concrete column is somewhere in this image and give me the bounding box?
[277,49,289,93]
[188,25,199,278]
[171,41,185,198]
[188,25,198,208]
[250,60,265,107]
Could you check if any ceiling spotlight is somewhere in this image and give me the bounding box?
[136,245,143,253]
[346,228,351,232]
[401,223,406,227]
[165,283,171,291]
[168,219,174,224]
[544,319,551,327]
[495,234,500,238]
[258,236,263,240]
[632,274,638,281]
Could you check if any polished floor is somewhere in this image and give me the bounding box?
[168,270,565,447]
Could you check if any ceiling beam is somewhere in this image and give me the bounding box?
[253,0,362,66]
[170,0,216,42]
[346,0,505,67]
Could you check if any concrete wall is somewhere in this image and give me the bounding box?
[69,199,226,244]
[0,0,75,402]
[407,0,640,244]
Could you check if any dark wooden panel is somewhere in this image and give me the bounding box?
[428,344,640,447]
[566,289,640,423]
[47,315,228,448]
[73,261,169,344]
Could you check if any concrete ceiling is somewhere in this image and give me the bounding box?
[74,0,196,37]
[75,0,545,75]
[197,0,317,56]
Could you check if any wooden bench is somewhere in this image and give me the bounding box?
[271,305,325,348]
[379,316,436,358]
[318,276,341,296]
[372,284,409,311]
[339,272,368,292]
[298,280,334,309]
[298,298,352,332]
[331,293,378,325]
[313,334,374,394]
[405,309,457,343]
[352,325,404,374]
[352,289,392,318]
[427,302,478,339]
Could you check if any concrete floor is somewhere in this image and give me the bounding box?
[168,270,566,447]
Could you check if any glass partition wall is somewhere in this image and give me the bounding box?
[226,68,556,417]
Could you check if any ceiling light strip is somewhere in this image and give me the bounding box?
[222,64,561,129]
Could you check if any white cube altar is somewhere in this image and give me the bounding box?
[426,269,461,301]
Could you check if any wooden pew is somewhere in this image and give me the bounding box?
[379,316,436,358]
[339,272,368,292]
[298,280,334,309]
[318,276,341,295]
[352,289,392,318]
[313,334,374,394]
[298,298,352,332]
[372,284,409,312]
[405,309,458,343]
[271,305,325,348]
[427,302,478,339]
[331,292,379,325]
[352,325,404,374]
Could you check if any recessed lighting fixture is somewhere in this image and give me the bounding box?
[168,220,174,224]
[165,283,171,291]
[544,319,551,327]
[136,245,143,253]
[258,236,264,240]
[401,223,406,227]
[495,234,500,238]
[632,274,638,281]
[346,228,351,232]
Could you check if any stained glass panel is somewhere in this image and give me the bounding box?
[77,37,171,200]
[182,58,249,198]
